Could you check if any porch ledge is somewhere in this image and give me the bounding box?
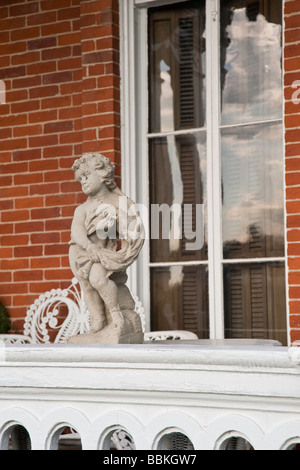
[0,341,299,450]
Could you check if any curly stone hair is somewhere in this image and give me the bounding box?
[72,153,117,190]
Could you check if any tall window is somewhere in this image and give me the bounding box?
[130,0,286,344]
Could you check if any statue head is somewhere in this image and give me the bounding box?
[72,153,117,193]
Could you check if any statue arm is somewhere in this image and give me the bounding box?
[71,205,92,250]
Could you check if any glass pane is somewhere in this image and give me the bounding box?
[149,132,207,263]
[222,122,284,259]
[151,265,209,339]
[223,262,287,345]
[220,0,282,125]
[148,0,206,133]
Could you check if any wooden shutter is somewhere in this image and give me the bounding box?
[149,1,205,132]
[151,266,209,339]
[224,263,286,344]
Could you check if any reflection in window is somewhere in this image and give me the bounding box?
[220,0,282,125]
[222,122,285,259]
[149,1,206,132]
[150,133,207,263]
[151,265,209,339]
[224,262,287,344]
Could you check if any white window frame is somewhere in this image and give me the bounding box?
[119,0,289,341]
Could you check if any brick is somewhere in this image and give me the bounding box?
[59,131,82,144]
[12,148,41,162]
[15,221,44,234]
[31,207,61,219]
[30,232,60,244]
[1,259,29,270]
[12,51,40,66]
[0,247,13,258]
[14,245,43,258]
[57,6,80,20]
[0,272,11,283]
[45,218,71,231]
[29,134,58,148]
[27,61,57,76]
[0,200,13,211]
[30,257,60,269]
[41,45,72,61]
[13,125,42,138]
[44,244,69,256]
[43,71,73,85]
[57,31,81,46]
[45,194,75,206]
[45,268,72,280]
[13,295,38,307]
[15,197,44,209]
[0,66,26,80]
[41,95,72,110]
[29,160,58,172]
[0,17,25,32]
[1,284,28,294]
[30,183,59,195]
[27,11,57,26]
[43,145,73,158]
[41,21,72,37]
[29,86,59,99]
[11,100,40,114]
[1,234,29,246]
[0,186,28,198]
[9,2,39,17]
[14,270,43,282]
[44,120,73,134]
[44,169,74,182]
[12,75,41,89]
[28,282,61,294]
[0,223,13,235]
[40,0,71,10]
[11,26,40,42]
[28,36,57,50]
[29,109,57,124]
[1,210,29,222]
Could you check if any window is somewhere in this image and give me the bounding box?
[121,0,287,344]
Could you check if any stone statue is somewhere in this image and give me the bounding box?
[67,153,144,344]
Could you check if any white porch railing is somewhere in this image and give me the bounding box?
[0,341,299,450]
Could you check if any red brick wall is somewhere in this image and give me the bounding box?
[0,0,120,332]
[284,0,300,343]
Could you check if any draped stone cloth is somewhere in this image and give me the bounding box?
[69,188,144,280]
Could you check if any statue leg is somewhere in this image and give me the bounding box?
[80,280,107,333]
[89,263,124,328]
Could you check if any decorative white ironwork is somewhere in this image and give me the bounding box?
[0,279,149,345]
[144,330,198,341]
[22,278,90,344]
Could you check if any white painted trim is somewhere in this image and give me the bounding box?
[282,0,291,346]
[135,0,188,7]
[206,0,224,339]
[119,0,139,299]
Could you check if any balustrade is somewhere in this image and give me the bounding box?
[0,342,299,450]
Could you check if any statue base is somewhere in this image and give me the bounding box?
[67,310,144,345]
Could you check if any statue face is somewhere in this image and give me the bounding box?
[76,168,103,196]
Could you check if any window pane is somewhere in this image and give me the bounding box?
[149,132,207,262]
[224,262,287,345]
[148,0,206,133]
[151,265,209,339]
[222,122,284,259]
[220,0,282,125]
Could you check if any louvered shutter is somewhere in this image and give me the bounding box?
[224,263,286,342]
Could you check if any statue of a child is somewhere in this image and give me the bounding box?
[68,153,144,344]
